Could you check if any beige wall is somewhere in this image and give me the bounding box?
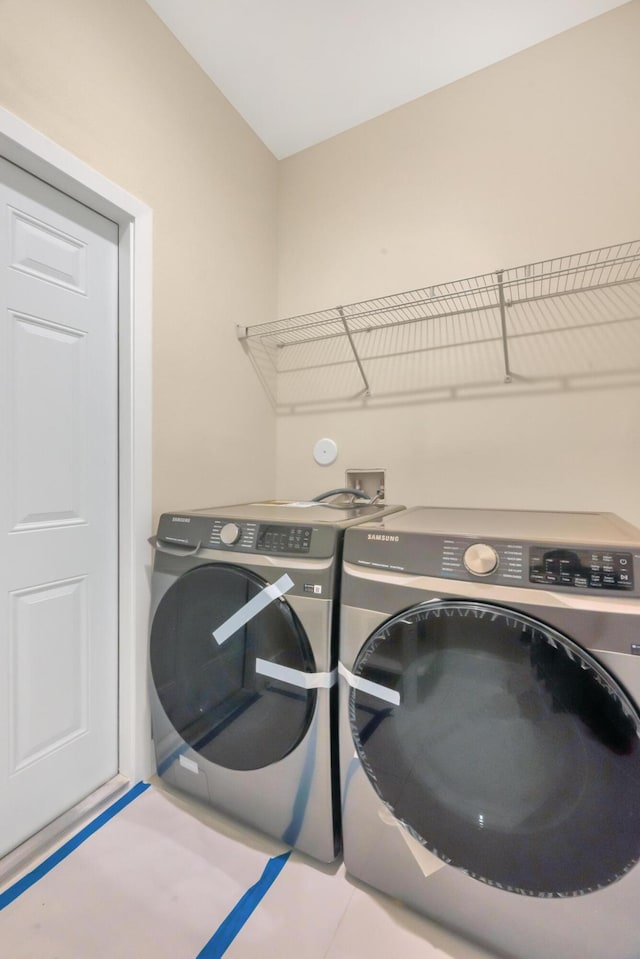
[276,2,640,526]
[2,0,639,529]
[0,0,278,523]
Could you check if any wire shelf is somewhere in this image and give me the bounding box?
[237,240,640,409]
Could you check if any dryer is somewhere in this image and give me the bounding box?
[149,497,402,863]
[339,507,640,958]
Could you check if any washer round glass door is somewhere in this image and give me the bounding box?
[349,600,640,896]
[151,564,317,770]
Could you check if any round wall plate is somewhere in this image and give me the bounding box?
[313,437,338,465]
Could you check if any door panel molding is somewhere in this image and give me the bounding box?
[10,575,89,772]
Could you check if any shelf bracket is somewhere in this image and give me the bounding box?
[338,306,371,395]
[496,271,512,383]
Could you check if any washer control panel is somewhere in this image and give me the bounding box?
[256,524,313,554]
[157,513,331,557]
[209,520,313,554]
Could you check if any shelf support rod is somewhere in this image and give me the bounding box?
[338,306,371,395]
[496,270,512,383]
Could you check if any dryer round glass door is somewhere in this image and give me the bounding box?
[151,564,317,770]
[348,600,640,896]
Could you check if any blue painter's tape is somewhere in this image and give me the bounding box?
[196,851,291,959]
[0,780,150,912]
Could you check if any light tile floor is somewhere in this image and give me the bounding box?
[154,781,498,959]
[0,780,497,959]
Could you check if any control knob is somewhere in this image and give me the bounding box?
[464,543,499,576]
[220,522,242,546]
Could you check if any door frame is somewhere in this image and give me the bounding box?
[0,106,153,782]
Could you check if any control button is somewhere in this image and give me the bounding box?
[463,543,499,576]
[220,522,242,546]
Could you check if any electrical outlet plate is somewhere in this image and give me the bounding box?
[345,469,386,502]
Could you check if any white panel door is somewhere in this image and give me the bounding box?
[0,156,119,857]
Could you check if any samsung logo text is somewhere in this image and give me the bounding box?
[367,534,399,542]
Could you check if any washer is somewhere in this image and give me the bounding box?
[339,507,640,958]
[149,497,403,863]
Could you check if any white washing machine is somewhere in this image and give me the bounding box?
[339,507,640,958]
[149,496,403,863]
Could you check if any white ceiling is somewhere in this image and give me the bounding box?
[145,0,627,159]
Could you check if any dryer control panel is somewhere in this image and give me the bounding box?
[529,545,633,591]
[441,537,633,591]
[440,538,633,590]
[345,528,639,595]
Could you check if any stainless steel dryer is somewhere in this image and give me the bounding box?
[339,507,640,958]
[149,497,403,863]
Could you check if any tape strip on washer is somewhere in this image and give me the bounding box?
[213,573,294,645]
[338,661,400,706]
[255,658,336,689]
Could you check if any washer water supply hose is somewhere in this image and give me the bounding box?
[311,487,380,508]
